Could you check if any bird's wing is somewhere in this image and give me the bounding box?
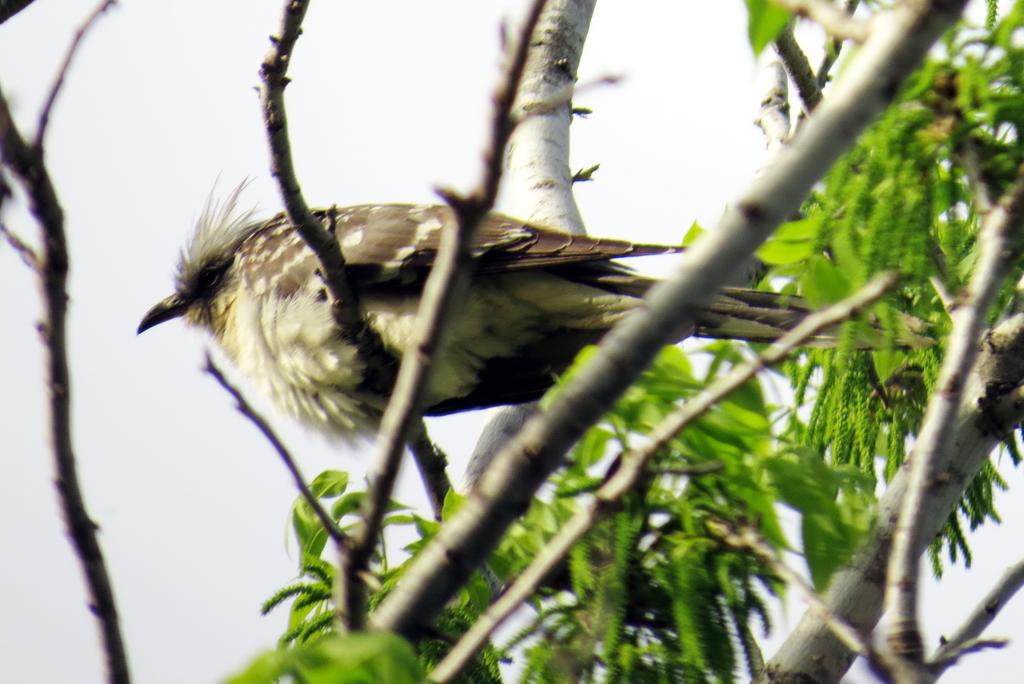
[303,204,679,286]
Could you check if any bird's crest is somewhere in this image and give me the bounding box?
[176,182,259,292]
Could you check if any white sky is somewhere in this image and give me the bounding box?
[0,1,1020,683]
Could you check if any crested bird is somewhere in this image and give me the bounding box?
[138,189,813,436]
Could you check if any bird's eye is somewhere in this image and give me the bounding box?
[194,261,230,295]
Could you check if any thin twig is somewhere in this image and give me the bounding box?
[0,221,40,269]
[960,137,995,215]
[35,0,116,147]
[340,0,549,632]
[930,637,1009,673]
[0,65,130,684]
[654,463,727,477]
[427,274,896,682]
[409,420,451,519]
[258,0,394,398]
[710,521,874,659]
[885,165,1024,662]
[772,0,869,42]
[816,0,861,89]
[204,353,346,546]
[372,0,965,640]
[773,22,823,112]
[929,557,1024,669]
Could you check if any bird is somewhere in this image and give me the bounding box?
[138,187,813,437]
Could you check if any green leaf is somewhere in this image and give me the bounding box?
[462,571,493,615]
[292,501,328,560]
[757,215,821,265]
[226,633,424,684]
[441,490,466,520]
[682,220,705,246]
[761,449,873,589]
[574,427,612,469]
[744,0,791,55]
[226,650,286,684]
[802,510,856,590]
[308,470,349,498]
[800,255,852,305]
[330,491,365,521]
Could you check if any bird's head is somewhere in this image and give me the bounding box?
[138,184,258,337]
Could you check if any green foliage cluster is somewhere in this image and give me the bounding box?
[239,345,875,683]
[231,5,1024,682]
[501,346,873,682]
[760,2,1024,575]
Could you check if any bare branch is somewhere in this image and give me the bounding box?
[773,23,822,113]
[427,275,895,682]
[712,521,874,660]
[652,463,727,477]
[409,420,451,519]
[466,406,532,488]
[756,58,792,151]
[466,0,597,489]
[339,0,549,631]
[0,0,37,25]
[772,0,870,42]
[35,0,116,147]
[258,0,394,399]
[204,353,346,547]
[503,0,595,231]
[885,165,1024,662]
[0,221,39,269]
[930,638,1009,674]
[371,0,968,641]
[930,557,1024,669]
[0,71,130,684]
[817,0,862,89]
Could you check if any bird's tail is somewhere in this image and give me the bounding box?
[578,267,929,348]
[695,287,821,344]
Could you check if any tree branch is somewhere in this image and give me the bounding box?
[929,557,1024,670]
[465,0,597,489]
[0,221,39,269]
[204,354,346,547]
[885,165,1024,663]
[0,0,36,25]
[772,0,869,42]
[35,0,116,147]
[427,274,895,682]
[258,0,394,398]
[409,420,451,519]
[0,35,129,684]
[773,22,822,113]
[756,57,792,151]
[370,0,965,641]
[338,0,549,631]
[816,0,861,89]
[711,521,875,661]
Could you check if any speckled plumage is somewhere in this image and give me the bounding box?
[141,193,814,437]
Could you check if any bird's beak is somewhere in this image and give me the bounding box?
[137,293,189,334]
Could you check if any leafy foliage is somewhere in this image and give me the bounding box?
[233,7,1024,683]
[226,632,423,684]
[500,345,874,682]
[743,0,791,56]
[765,4,1024,573]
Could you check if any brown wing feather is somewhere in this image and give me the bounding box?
[300,204,679,287]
